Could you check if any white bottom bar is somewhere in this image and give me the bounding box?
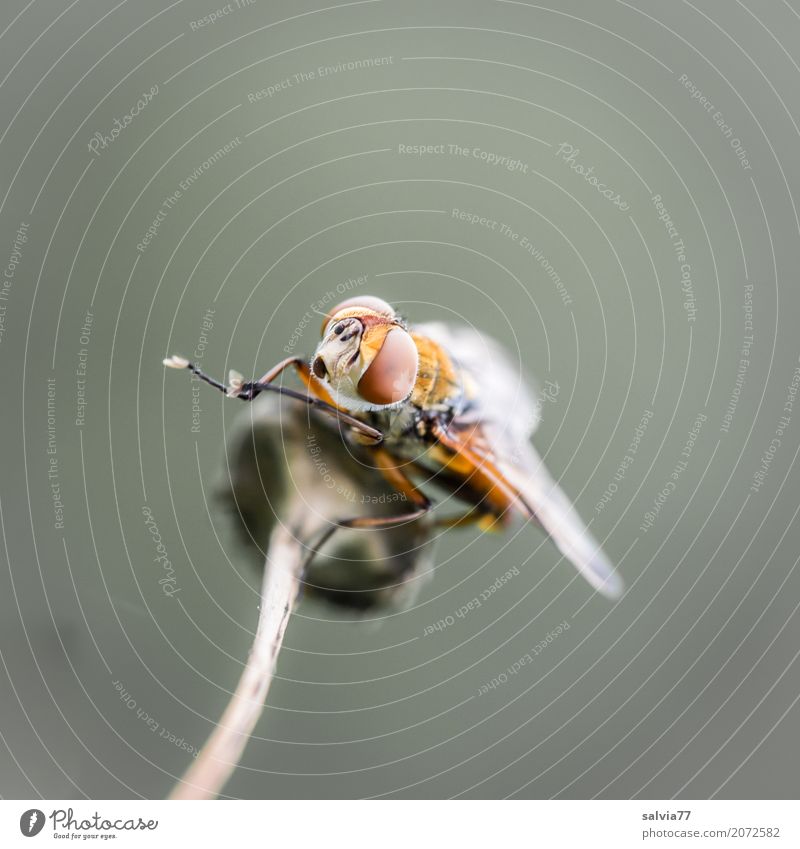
[1,799,796,848]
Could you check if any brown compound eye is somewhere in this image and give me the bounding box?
[321,295,395,334]
[357,327,419,405]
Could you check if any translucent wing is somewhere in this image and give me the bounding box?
[415,321,623,599]
[414,321,541,442]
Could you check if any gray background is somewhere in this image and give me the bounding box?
[1,0,799,799]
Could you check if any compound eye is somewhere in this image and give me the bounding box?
[321,295,395,334]
[357,327,419,406]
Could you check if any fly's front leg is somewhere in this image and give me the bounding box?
[163,354,383,444]
[229,357,318,400]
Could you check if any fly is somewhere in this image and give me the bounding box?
[164,295,623,598]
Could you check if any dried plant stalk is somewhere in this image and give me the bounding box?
[167,395,434,799]
[169,522,303,800]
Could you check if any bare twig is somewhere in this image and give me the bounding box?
[169,522,303,800]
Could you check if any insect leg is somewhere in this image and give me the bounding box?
[254,356,306,385]
[300,453,432,577]
[299,502,432,579]
[163,354,383,444]
[163,356,229,393]
[428,420,535,519]
[369,448,432,509]
[254,357,340,408]
[361,450,510,532]
[432,508,506,532]
[230,358,382,441]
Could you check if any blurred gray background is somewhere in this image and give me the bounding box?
[1,0,799,799]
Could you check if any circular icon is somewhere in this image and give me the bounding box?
[19,809,46,837]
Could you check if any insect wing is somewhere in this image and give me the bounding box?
[413,321,540,442]
[415,322,623,599]
[497,440,623,599]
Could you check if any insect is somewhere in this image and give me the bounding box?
[165,295,622,598]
